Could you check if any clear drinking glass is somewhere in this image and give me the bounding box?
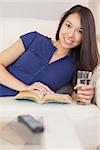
[77,70,92,85]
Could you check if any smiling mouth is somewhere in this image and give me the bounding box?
[64,37,73,45]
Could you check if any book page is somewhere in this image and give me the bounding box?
[42,93,73,104]
[14,91,73,104]
[14,90,45,103]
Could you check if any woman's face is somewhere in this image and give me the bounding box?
[59,13,82,50]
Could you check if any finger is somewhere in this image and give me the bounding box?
[74,84,81,90]
[34,82,54,94]
[80,84,95,91]
[76,95,91,105]
[77,90,94,96]
[37,82,54,93]
[77,99,91,105]
[74,84,95,99]
[34,83,49,94]
[27,83,48,94]
[77,93,93,101]
[74,84,94,90]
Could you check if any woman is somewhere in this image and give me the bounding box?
[0,5,99,104]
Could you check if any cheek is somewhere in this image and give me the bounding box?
[59,29,63,37]
[76,35,82,44]
[59,27,66,37]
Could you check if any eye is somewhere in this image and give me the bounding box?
[66,23,71,28]
[78,30,83,34]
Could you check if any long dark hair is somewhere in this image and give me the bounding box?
[56,5,99,72]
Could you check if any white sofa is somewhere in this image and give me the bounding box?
[0,17,100,150]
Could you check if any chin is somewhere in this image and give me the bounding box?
[61,42,71,49]
[62,44,71,49]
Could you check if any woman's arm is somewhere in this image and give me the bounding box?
[0,40,54,94]
[0,39,28,91]
[0,63,28,91]
[0,39,25,67]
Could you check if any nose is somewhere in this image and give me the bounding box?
[68,29,75,38]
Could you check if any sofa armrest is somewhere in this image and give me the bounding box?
[91,65,100,108]
[95,77,100,109]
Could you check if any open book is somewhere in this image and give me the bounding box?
[14,90,73,104]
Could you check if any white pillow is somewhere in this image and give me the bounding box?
[0,17,59,51]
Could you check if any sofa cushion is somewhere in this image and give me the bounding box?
[57,84,73,94]
[0,17,59,51]
[95,77,100,109]
[97,36,100,54]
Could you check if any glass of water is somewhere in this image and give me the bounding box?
[77,70,92,85]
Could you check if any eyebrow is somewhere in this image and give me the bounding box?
[66,20,83,29]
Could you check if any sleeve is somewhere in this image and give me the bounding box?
[20,31,37,50]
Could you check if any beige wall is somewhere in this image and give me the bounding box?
[87,0,100,36]
[0,0,99,35]
[96,3,100,36]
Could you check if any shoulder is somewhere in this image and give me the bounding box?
[20,31,51,41]
[20,31,52,49]
[32,31,53,47]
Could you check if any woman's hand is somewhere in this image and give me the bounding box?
[24,82,54,95]
[73,84,95,104]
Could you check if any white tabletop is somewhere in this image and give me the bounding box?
[0,97,85,150]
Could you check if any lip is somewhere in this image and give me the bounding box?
[64,37,73,45]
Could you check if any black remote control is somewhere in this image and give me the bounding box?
[17,115,44,133]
